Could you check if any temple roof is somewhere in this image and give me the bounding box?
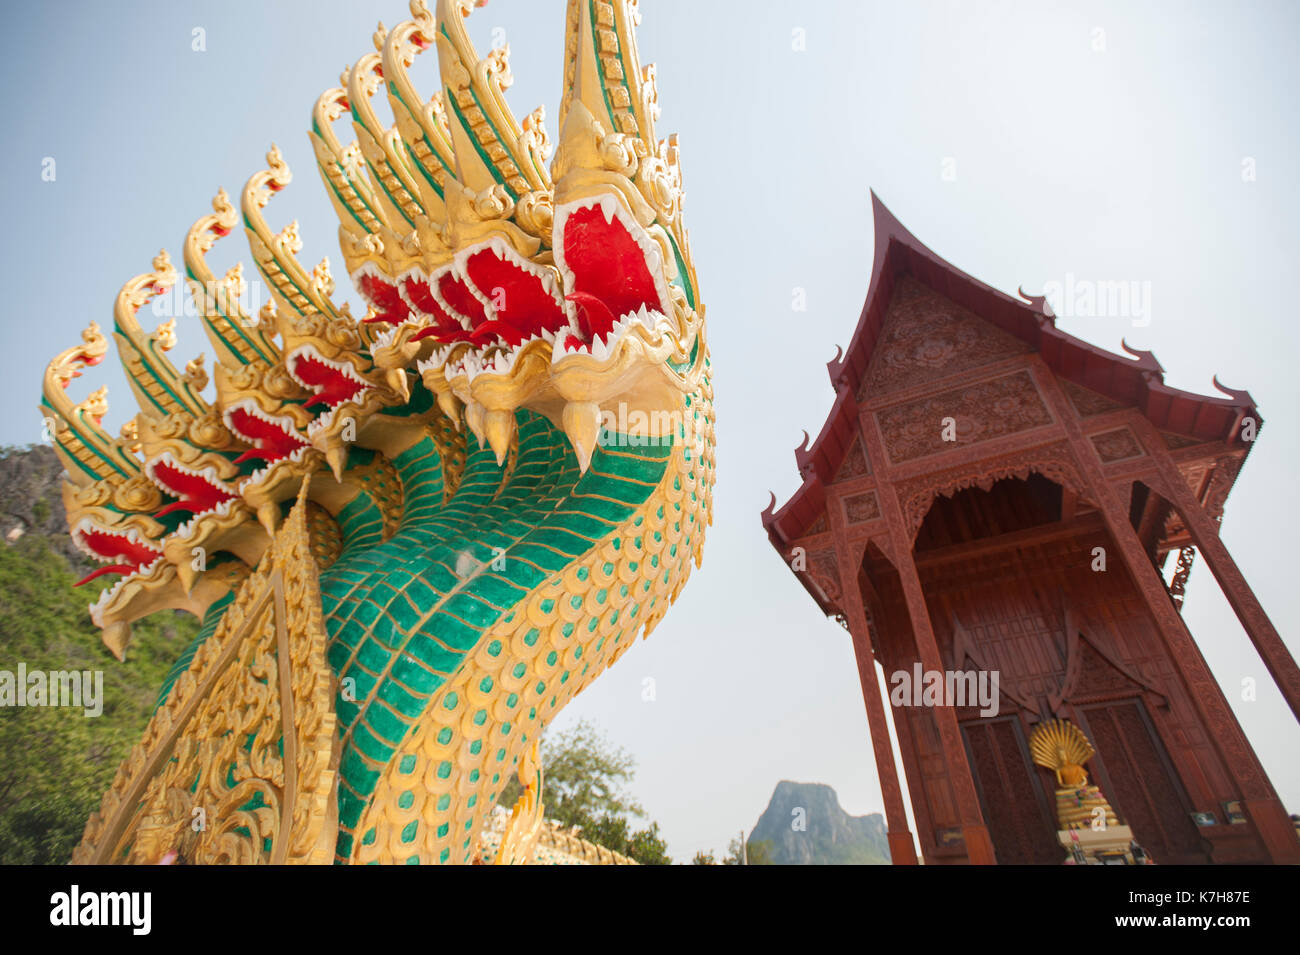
[762,192,1260,561]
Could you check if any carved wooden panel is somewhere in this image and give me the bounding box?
[904,707,962,842]
[1065,637,1147,701]
[842,491,881,525]
[1062,379,1128,417]
[876,371,1053,464]
[1162,430,1202,450]
[859,275,1032,399]
[1090,428,1144,463]
[962,718,1061,864]
[835,437,870,480]
[1079,700,1208,864]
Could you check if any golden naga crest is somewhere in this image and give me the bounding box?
[42,0,705,663]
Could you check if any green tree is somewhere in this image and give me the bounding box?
[691,850,717,865]
[499,719,672,865]
[722,834,773,865]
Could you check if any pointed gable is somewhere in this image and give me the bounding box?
[859,275,1032,400]
[763,193,1262,605]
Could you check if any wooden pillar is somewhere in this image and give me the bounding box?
[856,402,996,865]
[1035,368,1300,863]
[835,540,918,865]
[1134,431,1300,724]
[886,528,997,864]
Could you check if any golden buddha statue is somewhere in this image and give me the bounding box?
[1029,719,1121,833]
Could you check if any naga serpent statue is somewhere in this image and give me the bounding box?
[41,0,712,865]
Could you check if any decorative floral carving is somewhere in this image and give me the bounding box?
[1090,428,1144,463]
[72,496,339,865]
[1062,379,1127,417]
[876,371,1052,464]
[859,276,1032,399]
[843,492,881,525]
[835,437,869,480]
[1168,546,1196,610]
[1204,454,1243,521]
[806,549,842,603]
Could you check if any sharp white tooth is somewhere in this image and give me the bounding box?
[453,246,475,278]
[552,328,570,360]
[598,195,617,225]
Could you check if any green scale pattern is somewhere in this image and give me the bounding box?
[149,407,675,864]
[318,408,672,860]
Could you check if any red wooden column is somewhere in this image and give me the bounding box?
[1134,425,1300,724]
[834,539,918,865]
[854,401,996,865]
[1035,368,1300,863]
[874,495,997,864]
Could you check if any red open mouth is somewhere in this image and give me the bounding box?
[73,526,162,586]
[150,459,237,518]
[404,275,475,345]
[436,271,487,328]
[227,405,310,465]
[356,269,410,325]
[289,350,369,410]
[459,243,566,347]
[557,200,669,349]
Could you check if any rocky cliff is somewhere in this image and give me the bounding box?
[749,780,890,865]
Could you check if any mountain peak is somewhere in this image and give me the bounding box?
[749,781,890,865]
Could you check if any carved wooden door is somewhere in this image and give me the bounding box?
[961,716,1061,864]
[1077,699,1209,864]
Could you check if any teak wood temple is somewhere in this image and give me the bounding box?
[763,194,1300,865]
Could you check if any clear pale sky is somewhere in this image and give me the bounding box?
[3,0,1298,861]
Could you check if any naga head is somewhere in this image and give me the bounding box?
[333,0,706,470]
[41,0,704,661]
[42,316,245,659]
